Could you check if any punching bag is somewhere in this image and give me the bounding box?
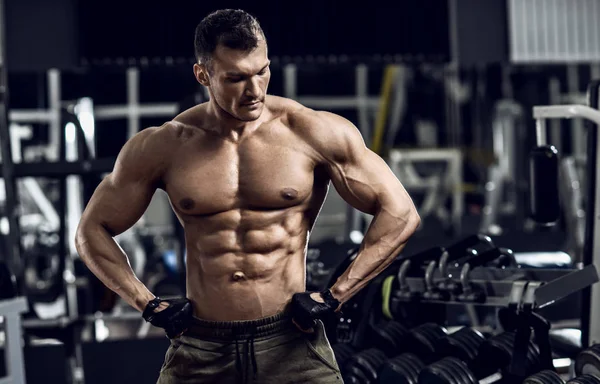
[529,145,560,225]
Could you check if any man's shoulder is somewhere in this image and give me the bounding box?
[276,101,365,161]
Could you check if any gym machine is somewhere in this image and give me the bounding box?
[531,79,600,349]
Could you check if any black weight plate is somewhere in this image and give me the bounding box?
[475,335,512,377]
[438,337,470,365]
[417,323,447,358]
[438,358,466,384]
[346,350,380,382]
[358,348,388,380]
[445,356,477,384]
[379,357,415,384]
[387,322,410,342]
[435,359,461,384]
[527,339,542,374]
[495,330,539,375]
[374,326,398,356]
[401,353,425,383]
[496,331,537,376]
[380,354,421,384]
[419,362,456,384]
[407,328,436,360]
[442,328,481,364]
[458,328,485,359]
[332,343,356,371]
[385,321,410,355]
[345,368,371,384]
[402,352,426,381]
[540,370,566,384]
[576,345,600,377]
[523,370,565,384]
[491,332,516,366]
[567,374,600,384]
[460,332,483,364]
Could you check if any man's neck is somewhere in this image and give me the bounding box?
[205,100,263,142]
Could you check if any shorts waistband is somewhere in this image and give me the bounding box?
[185,310,296,341]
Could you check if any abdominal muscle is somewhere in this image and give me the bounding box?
[183,209,310,321]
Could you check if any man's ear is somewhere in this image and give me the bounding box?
[194,63,210,87]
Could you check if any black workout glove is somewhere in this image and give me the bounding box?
[142,297,193,339]
[290,289,341,332]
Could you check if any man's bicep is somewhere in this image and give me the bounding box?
[80,127,164,236]
[81,174,156,236]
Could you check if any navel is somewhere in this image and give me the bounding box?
[179,198,195,210]
[281,188,298,200]
[232,271,246,281]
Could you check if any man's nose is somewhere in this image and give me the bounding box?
[245,77,260,98]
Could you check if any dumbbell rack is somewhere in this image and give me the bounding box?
[393,263,598,310]
[327,259,600,384]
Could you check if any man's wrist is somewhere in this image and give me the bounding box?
[135,292,157,312]
[328,287,344,303]
[321,289,341,308]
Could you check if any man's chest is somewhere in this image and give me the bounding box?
[163,136,321,215]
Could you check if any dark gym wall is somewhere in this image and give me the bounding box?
[5,0,79,72]
[3,0,451,69]
[451,0,509,65]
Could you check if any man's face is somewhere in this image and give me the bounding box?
[205,38,270,122]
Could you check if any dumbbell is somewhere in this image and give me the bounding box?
[333,343,357,371]
[376,326,484,384]
[378,353,425,384]
[344,348,390,384]
[341,322,446,383]
[567,374,600,383]
[381,327,543,383]
[417,350,546,384]
[367,322,449,362]
[358,322,484,383]
[418,356,478,384]
[452,247,517,303]
[425,234,496,300]
[523,370,565,384]
[575,344,600,378]
[370,321,488,367]
[472,330,543,379]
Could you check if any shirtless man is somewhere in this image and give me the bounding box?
[75,8,420,384]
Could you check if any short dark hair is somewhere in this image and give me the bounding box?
[194,9,265,68]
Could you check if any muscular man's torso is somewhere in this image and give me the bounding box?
[159,96,330,321]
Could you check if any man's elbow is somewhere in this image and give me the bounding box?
[409,209,421,232]
[74,217,101,260]
[74,220,90,256]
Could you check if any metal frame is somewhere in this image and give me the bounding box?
[0,297,28,384]
[532,102,600,348]
[387,148,464,233]
[480,100,526,234]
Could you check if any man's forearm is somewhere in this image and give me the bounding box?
[329,205,419,304]
[75,222,155,312]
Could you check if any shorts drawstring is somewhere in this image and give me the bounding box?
[234,326,259,383]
